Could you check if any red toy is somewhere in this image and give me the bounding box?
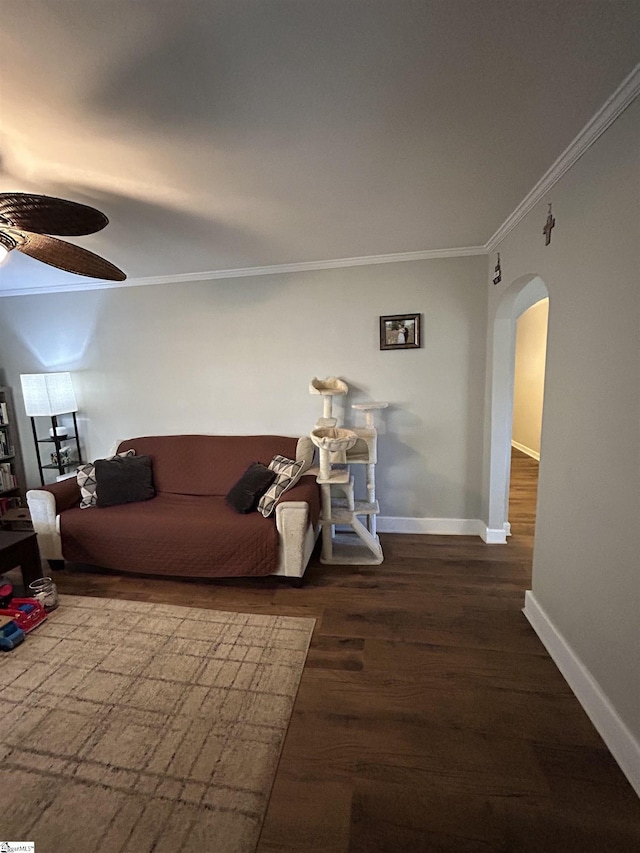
[0,598,47,633]
[0,582,13,607]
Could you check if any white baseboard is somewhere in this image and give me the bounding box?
[524,590,640,798]
[377,517,508,543]
[511,440,540,461]
[377,517,482,536]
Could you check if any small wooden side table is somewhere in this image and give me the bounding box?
[0,530,44,591]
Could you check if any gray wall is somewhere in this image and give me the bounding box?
[0,255,487,522]
[487,98,640,743]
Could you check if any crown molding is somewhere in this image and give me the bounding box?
[486,61,640,252]
[125,244,488,287]
[0,244,487,297]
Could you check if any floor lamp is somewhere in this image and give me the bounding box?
[20,373,81,485]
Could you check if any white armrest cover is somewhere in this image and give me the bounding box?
[274,500,317,578]
[26,488,64,560]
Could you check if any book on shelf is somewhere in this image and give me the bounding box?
[0,434,11,458]
[0,461,17,492]
[0,401,8,424]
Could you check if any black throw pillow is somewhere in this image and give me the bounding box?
[95,454,155,507]
[226,462,277,514]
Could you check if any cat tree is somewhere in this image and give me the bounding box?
[309,377,387,565]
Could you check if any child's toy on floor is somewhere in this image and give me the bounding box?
[0,614,25,650]
[0,582,14,608]
[0,598,47,633]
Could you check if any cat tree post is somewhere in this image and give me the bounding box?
[350,401,388,536]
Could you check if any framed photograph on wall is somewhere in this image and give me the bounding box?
[380,313,421,350]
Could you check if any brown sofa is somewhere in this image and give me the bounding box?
[26,434,320,583]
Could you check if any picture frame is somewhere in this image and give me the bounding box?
[379,313,421,350]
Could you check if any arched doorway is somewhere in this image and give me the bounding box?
[484,275,549,542]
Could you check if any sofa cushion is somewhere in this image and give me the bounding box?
[225,462,276,514]
[77,449,136,509]
[59,494,281,577]
[295,435,315,473]
[258,455,306,518]
[115,435,302,496]
[95,455,156,508]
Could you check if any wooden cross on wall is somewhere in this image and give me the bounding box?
[543,203,555,245]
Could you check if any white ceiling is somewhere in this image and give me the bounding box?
[0,0,638,292]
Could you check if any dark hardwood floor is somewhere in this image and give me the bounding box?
[49,448,640,851]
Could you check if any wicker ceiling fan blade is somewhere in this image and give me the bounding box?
[0,193,109,235]
[16,232,126,281]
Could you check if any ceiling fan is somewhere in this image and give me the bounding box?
[0,192,126,281]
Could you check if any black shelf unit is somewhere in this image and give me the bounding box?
[30,412,83,485]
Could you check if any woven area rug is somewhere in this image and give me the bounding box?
[1,594,315,853]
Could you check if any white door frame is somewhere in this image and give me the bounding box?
[484,274,549,542]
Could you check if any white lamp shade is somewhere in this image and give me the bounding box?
[20,373,78,417]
